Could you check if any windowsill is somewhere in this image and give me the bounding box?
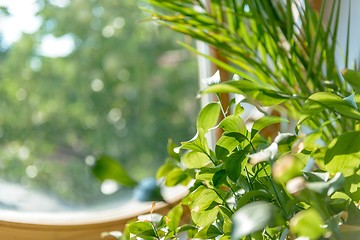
[0,186,187,240]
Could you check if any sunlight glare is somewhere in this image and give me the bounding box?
[37,34,75,58]
[0,0,41,45]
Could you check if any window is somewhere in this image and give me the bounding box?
[0,0,198,214]
[4,0,358,239]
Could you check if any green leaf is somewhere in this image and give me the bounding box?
[219,206,233,233]
[344,174,360,201]
[196,167,217,182]
[202,80,289,106]
[289,208,325,240]
[252,89,288,106]
[127,221,157,238]
[343,93,358,109]
[224,132,248,143]
[342,69,360,91]
[92,155,137,187]
[251,116,289,139]
[324,131,360,176]
[182,151,211,169]
[177,224,197,233]
[197,102,221,132]
[299,92,360,124]
[226,150,247,182]
[156,159,177,179]
[219,115,247,134]
[215,135,239,160]
[181,128,210,155]
[232,201,275,239]
[236,190,272,209]
[167,204,183,231]
[192,207,220,227]
[303,131,323,151]
[165,168,191,187]
[202,82,243,95]
[194,224,222,239]
[189,188,220,212]
[234,103,244,116]
[167,139,181,161]
[212,169,227,187]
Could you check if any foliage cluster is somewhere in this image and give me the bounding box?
[99,0,360,239]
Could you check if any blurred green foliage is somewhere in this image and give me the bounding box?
[0,0,198,208]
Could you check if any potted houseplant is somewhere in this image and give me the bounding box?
[96,1,360,239]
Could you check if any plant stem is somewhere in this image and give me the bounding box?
[263,164,287,216]
[213,188,234,213]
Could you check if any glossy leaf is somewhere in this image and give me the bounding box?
[343,93,358,109]
[251,116,288,139]
[344,174,360,201]
[212,169,227,187]
[201,82,246,95]
[342,69,360,91]
[203,81,289,106]
[219,115,247,134]
[127,221,157,238]
[167,139,181,161]
[252,89,289,106]
[167,204,183,231]
[182,151,211,169]
[197,102,221,132]
[226,150,247,182]
[299,92,360,124]
[224,132,248,144]
[177,224,197,233]
[92,155,137,187]
[189,188,220,212]
[324,131,360,176]
[215,135,239,160]
[232,201,275,239]
[194,224,222,239]
[234,103,244,116]
[192,207,219,227]
[181,128,210,155]
[236,190,272,209]
[165,168,190,187]
[196,167,217,182]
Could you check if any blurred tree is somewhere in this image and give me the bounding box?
[0,0,198,208]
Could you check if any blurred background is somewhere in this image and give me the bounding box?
[0,0,198,211]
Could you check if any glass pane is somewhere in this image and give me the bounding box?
[0,0,198,211]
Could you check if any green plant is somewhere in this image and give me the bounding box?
[97,1,360,239]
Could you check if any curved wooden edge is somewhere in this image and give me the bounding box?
[0,186,188,240]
